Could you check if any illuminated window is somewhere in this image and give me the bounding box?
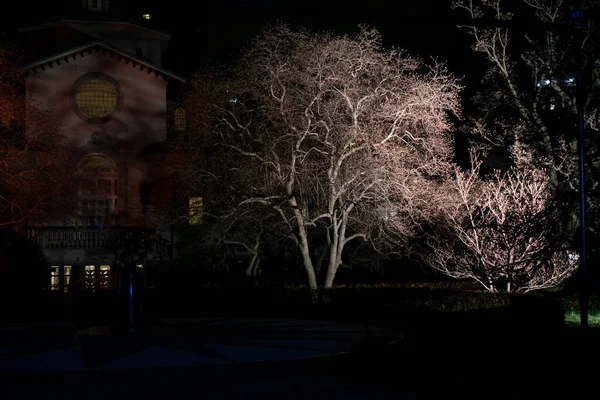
[189,196,203,225]
[142,14,152,20]
[137,264,144,269]
[64,266,72,292]
[175,108,186,131]
[76,80,117,119]
[83,265,111,290]
[85,265,96,290]
[99,265,111,289]
[50,266,72,292]
[50,266,60,291]
[72,73,122,123]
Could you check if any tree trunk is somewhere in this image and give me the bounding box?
[324,266,336,288]
[255,258,262,276]
[315,245,327,276]
[324,246,345,288]
[303,246,318,290]
[245,232,261,277]
[324,211,350,288]
[324,214,340,288]
[245,253,259,276]
[324,236,342,288]
[290,197,317,290]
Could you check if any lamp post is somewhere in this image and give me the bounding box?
[113,228,152,334]
[572,8,589,330]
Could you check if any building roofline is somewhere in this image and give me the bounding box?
[19,19,170,38]
[22,41,186,83]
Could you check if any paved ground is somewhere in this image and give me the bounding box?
[0,317,413,399]
[3,316,597,399]
[0,317,402,371]
[2,356,415,399]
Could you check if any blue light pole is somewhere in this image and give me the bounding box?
[114,228,150,334]
[571,9,589,329]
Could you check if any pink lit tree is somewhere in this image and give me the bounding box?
[182,25,461,289]
[427,153,578,293]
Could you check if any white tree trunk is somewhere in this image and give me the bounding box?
[245,254,260,276]
[324,212,349,288]
[324,241,343,288]
[290,197,318,290]
[300,234,318,290]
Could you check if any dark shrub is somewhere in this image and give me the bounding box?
[0,238,50,295]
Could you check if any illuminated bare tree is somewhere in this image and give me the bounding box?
[184,25,460,288]
[219,208,296,277]
[453,0,600,243]
[428,154,577,293]
[0,40,75,228]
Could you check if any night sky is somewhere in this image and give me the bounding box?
[0,0,486,164]
[166,1,485,84]
[1,0,487,87]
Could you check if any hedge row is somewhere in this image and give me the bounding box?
[143,280,565,331]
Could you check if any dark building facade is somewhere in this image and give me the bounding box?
[15,1,189,292]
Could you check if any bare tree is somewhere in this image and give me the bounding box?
[427,153,577,293]
[220,209,293,277]
[183,25,461,289]
[453,0,600,242]
[0,40,75,228]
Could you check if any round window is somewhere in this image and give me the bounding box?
[71,73,122,123]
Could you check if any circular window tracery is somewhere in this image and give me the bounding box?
[71,73,122,123]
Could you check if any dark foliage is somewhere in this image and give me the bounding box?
[0,237,49,294]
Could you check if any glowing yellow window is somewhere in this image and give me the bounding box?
[175,108,186,131]
[85,265,96,290]
[189,196,203,225]
[50,266,60,290]
[142,14,152,20]
[64,266,72,293]
[99,265,111,289]
[75,79,118,120]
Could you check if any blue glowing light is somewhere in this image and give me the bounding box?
[129,271,134,332]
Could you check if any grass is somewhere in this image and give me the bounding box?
[564,311,600,327]
[563,294,600,328]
